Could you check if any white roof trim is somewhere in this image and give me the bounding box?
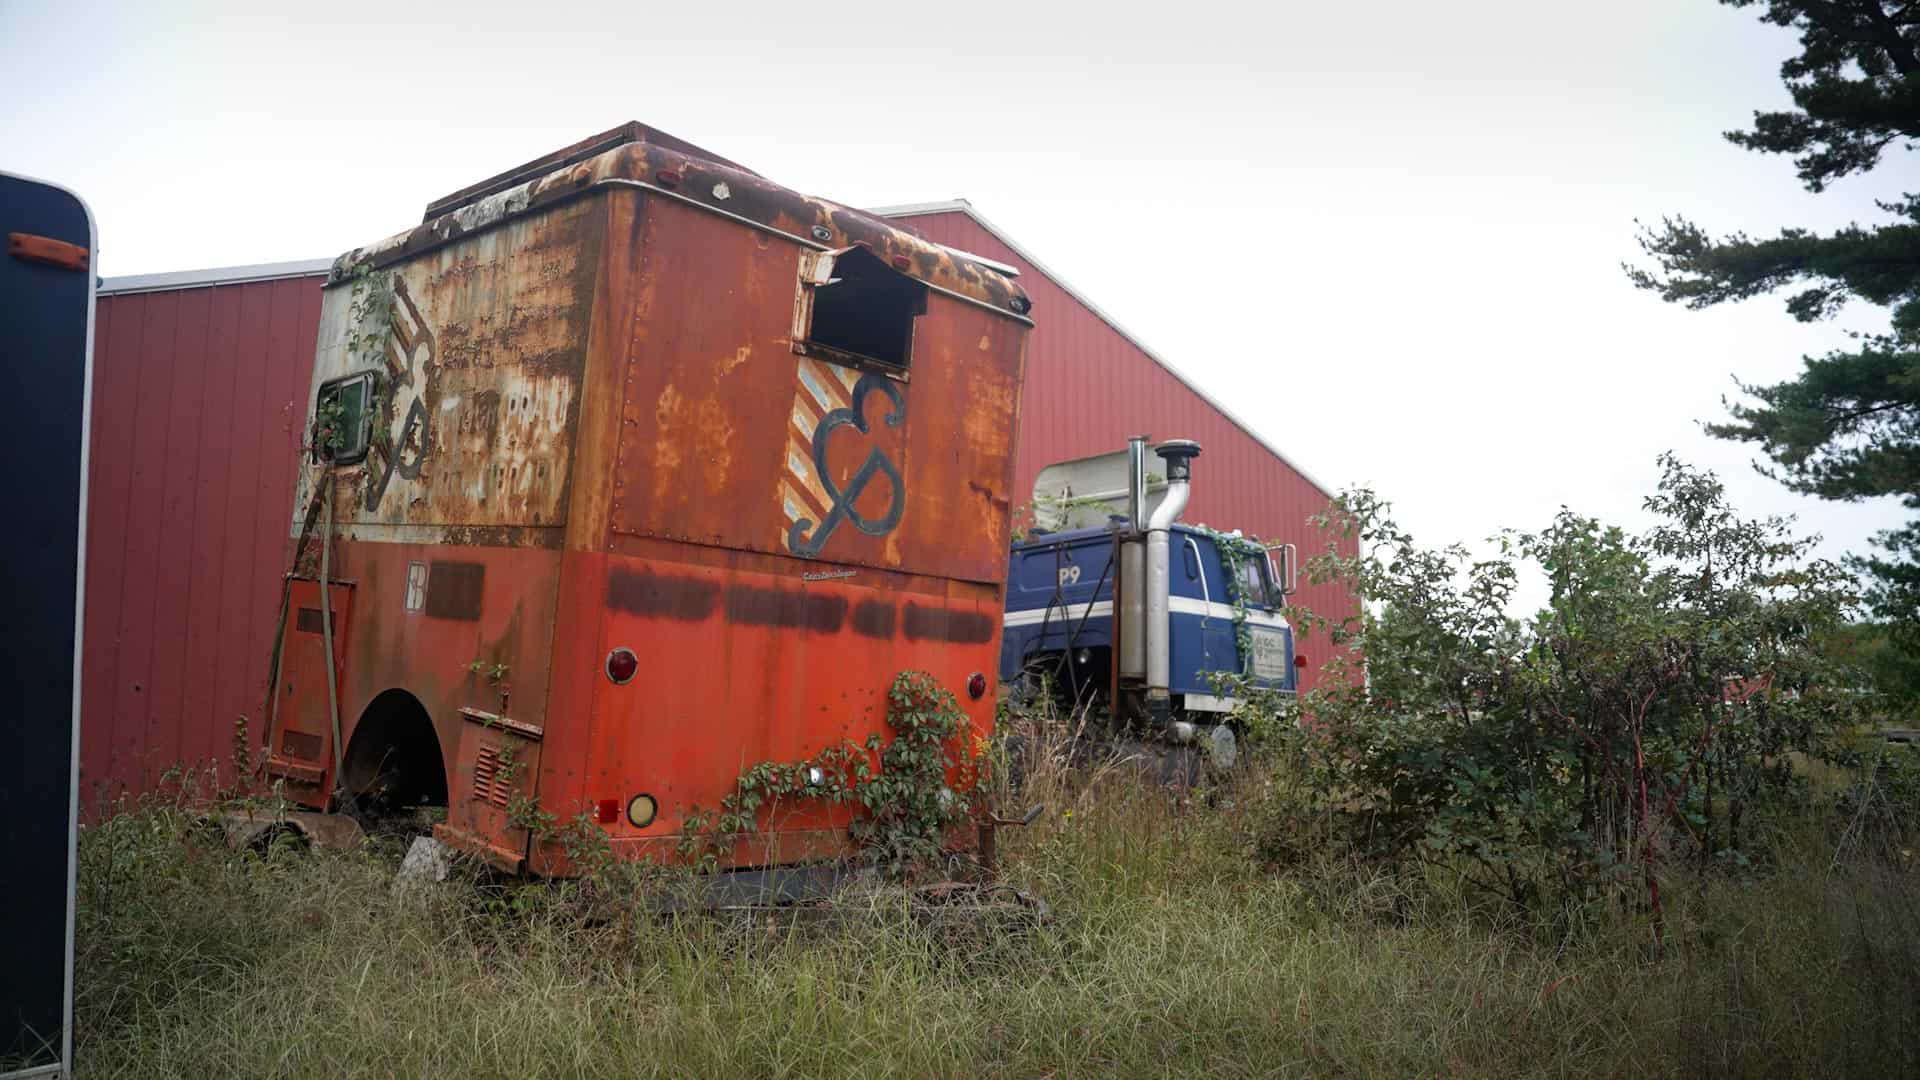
[936,244,1018,278]
[99,258,332,296]
[870,200,1336,502]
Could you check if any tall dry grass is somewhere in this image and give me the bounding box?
[65,727,1920,1078]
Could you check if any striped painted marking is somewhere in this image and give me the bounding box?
[1003,598,1290,630]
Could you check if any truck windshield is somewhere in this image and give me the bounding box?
[1234,555,1274,608]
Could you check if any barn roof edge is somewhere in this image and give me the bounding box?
[871,200,1338,503]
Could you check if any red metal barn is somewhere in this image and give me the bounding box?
[84,262,329,811]
[83,185,1353,812]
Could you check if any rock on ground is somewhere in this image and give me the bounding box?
[392,835,452,895]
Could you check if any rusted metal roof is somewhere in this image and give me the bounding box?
[422,121,762,222]
[332,125,1033,327]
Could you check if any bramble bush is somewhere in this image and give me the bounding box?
[1278,455,1905,922]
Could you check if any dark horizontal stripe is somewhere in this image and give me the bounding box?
[851,599,896,639]
[726,585,847,632]
[605,568,994,644]
[605,566,721,621]
[902,602,995,645]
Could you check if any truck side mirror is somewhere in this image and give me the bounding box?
[1270,544,1299,597]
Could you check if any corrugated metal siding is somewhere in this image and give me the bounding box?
[82,278,320,809]
[895,211,1359,694]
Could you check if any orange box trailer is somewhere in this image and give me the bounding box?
[262,124,1032,875]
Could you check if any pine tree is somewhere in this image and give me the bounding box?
[1628,1,1919,658]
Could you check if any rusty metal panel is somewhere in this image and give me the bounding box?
[892,209,1361,696]
[546,549,1005,872]
[439,706,543,874]
[295,196,604,539]
[608,196,1024,584]
[80,276,321,811]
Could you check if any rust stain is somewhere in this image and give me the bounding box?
[653,384,685,485]
[696,396,734,492]
[297,197,601,537]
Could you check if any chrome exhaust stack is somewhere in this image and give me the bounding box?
[1144,440,1200,733]
[1117,435,1151,685]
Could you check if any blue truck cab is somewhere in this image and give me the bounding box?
[1001,522,1297,724]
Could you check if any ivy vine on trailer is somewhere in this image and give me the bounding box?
[344,265,395,373]
[511,671,991,884]
[309,392,353,459]
[309,265,398,459]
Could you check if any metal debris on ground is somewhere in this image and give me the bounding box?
[218,808,365,853]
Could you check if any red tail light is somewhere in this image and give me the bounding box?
[595,799,619,824]
[1294,654,1309,668]
[967,672,988,700]
[606,647,639,684]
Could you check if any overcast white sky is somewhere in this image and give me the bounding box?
[3,0,1908,609]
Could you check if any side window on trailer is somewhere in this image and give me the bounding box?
[313,372,375,465]
[794,246,927,373]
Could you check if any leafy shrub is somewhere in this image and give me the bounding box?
[1282,456,1886,918]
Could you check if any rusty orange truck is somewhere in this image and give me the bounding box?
[262,123,1032,875]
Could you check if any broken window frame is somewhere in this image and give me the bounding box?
[313,370,377,466]
[791,246,927,379]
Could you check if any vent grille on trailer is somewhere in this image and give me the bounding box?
[471,744,513,808]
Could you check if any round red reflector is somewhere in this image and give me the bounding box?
[606,647,639,684]
[1294,654,1309,668]
[967,672,988,700]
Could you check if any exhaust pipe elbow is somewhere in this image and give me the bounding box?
[1147,440,1200,531]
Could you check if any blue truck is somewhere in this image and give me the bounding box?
[999,438,1299,747]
